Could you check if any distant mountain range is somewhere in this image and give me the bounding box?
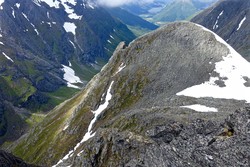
[191,0,250,61]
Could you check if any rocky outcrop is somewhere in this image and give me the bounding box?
[64,107,250,167]
[191,0,250,61]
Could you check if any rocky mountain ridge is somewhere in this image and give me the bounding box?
[7,21,250,166]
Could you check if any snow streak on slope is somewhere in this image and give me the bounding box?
[53,81,114,167]
[2,52,14,62]
[213,11,223,30]
[237,16,246,31]
[181,104,218,112]
[62,64,82,89]
[115,63,126,74]
[11,8,15,18]
[177,24,250,103]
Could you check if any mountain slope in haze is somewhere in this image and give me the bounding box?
[191,0,250,61]
[122,0,173,16]
[0,0,135,143]
[153,0,217,24]
[106,7,159,36]
[9,22,250,166]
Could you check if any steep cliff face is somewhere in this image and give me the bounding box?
[9,22,250,166]
[0,0,135,142]
[191,0,250,61]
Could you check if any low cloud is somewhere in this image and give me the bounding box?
[93,0,155,7]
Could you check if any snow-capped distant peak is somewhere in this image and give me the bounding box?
[177,24,250,103]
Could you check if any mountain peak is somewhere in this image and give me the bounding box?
[10,21,250,166]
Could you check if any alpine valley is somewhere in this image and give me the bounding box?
[1,0,250,167]
[0,0,136,143]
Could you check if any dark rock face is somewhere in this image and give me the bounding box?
[191,0,250,61]
[66,107,250,167]
[0,150,37,167]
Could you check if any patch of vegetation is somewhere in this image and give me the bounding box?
[25,113,46,127]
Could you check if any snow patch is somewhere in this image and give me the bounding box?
[62,64,82,89]
[33,0,41,6]
[63,125,69,131]
[213,11,223,30]
[0,42,4,45]
[236,16,246,31]
[177,24,250,103]
[0,0,3,10]
[69,13,82,20]
[0,0,4,7]
[2,52,14,62]
[31,24,39,35]
[110,35,114,39]
[22,12,29,21]
[69,40,76,49]
[11,8,15,18]
[88,4,94,9]
[107,40,112,44]
[63,22,77,35]
[181,104,218,112]
[53,81,114,167]
[115,63,126,74]
[40,0,60,8]
[22,13,39,35]
[15,3,20,8]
